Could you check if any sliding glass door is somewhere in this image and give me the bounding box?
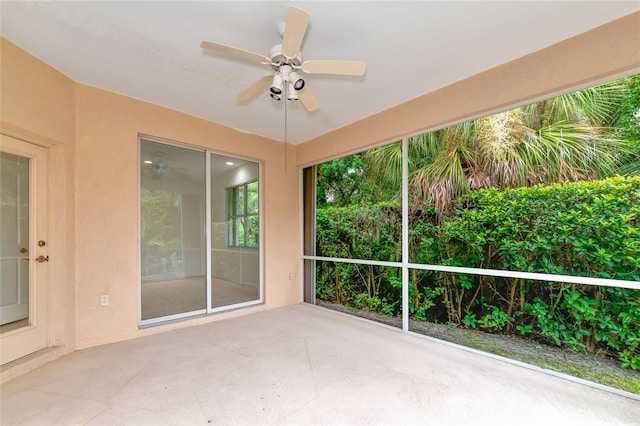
[139,138,261,325]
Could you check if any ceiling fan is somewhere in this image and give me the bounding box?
[142,151,190,180]
[200,6,366,112]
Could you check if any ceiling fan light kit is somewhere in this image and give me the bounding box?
[287,83,299,101]
[270,73,283,96]
[289,71,304,90]
[201,6,366,112]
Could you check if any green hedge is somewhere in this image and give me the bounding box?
[316,176,640,369]
[418,175,640,279]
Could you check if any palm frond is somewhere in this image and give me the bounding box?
[408,132,442,171]
[542,82,627,127]
[618,156,640,176]
[411,139,474,213]
[364,141,403,187]
[534,121,624,181]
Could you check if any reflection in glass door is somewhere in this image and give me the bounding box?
[139,139,261,325]
[210,154,260,308]
[140,141,207,322]
[0,152,30,329]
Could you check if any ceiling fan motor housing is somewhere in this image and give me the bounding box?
[268,44,302,71]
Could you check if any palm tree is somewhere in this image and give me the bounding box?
[366,78,637,214]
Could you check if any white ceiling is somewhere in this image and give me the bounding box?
[2,1,638,145]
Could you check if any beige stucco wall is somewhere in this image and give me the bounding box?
[296,12,640,166]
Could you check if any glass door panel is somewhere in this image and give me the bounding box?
[140,140,206,322]
[210,154,260,308]
[0,152,30,329]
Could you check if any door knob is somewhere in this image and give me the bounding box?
[20,247,29,253]
[35,255,49,263]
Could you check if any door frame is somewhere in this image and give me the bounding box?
[0,134,49,365]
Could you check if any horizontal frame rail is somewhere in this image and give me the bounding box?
[302,255,640,290]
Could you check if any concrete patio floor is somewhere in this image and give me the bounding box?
[1,304,638,425]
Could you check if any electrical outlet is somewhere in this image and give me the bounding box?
[100,295,109,306]
[289,273,294,280]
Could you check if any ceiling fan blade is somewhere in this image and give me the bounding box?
[282,7,310,59]
[298,86,320,112]
[201,41,269,64]
[302,60,367,76]
[237,75,273,102]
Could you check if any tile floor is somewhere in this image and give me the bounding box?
[1,304,638,425]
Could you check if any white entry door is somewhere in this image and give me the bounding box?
[0,135,49,365]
